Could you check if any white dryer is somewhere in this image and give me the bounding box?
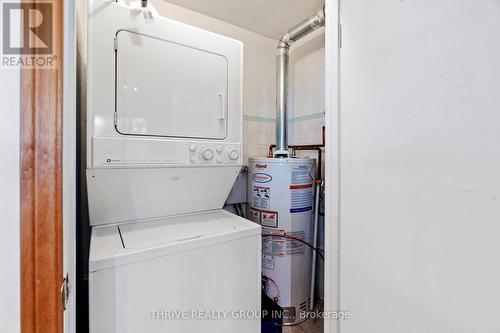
[82,1,260,332]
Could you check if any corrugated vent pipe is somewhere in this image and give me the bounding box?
[275,6,325,157]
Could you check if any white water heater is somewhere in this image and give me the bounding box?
[248,157,315,325]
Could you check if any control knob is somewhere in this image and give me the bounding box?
[202,148,215,160]
[227,149,239,160]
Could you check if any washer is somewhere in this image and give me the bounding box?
[89,210,260,332]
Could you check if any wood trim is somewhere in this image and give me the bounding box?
[20,0,64,332]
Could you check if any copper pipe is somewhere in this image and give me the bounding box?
[267,145,323,180]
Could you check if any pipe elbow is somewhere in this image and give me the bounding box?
[312,6,326,29]
[277,34,290,50]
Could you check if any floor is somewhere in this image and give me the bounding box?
[282,301,324,333]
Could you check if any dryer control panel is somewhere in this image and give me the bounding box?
[92,137,241,167]
[189,144,240,164]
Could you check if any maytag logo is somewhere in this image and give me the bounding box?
[1,1,57,68]
[255,164,267,169]
[252,173,272,183]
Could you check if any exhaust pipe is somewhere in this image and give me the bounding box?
[275,6,325,157]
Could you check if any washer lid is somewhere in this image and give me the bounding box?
[89,210,261,272]
[119,210,241,249]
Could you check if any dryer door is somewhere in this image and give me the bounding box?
[115,30,228,139]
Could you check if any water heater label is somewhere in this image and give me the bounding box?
[252,173,272,183]
[262,254,275,270]
[248,207,261,223]
[262,230,285,257]
[290,185,313,213]
[286,231,306,255]
[289,166,314,213]
[252,185,270,209]
[261,210,278,228]
[291,169,313,184]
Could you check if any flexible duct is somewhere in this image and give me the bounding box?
[275,6,325,157]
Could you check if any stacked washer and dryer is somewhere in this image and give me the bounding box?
[84,1,260,332]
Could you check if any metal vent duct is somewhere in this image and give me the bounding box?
[275,6,325,157]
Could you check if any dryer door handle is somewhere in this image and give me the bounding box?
[218,92,226,120]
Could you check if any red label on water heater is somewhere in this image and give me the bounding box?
[289,184,312,190]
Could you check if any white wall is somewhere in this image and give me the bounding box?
[291,31,325,118]
[289,30,325,146]
[0,69,20,332]
[338,0,500,332]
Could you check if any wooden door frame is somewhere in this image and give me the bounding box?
[20,0,65,332]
